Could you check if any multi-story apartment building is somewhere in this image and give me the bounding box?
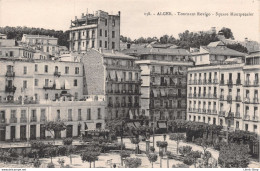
[81,49,142,120]
[123,47,194,127]
[68,10,120,52]
[0,57,84,103]
[21,34,59,56]
[187,41,259,135]
[0,95,105,141]
[243,51,260,133]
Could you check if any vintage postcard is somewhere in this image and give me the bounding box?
[0,0,259,169]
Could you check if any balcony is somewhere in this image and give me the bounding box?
[219,95,224,101]
[207,94,212,98]
[213,94,217,98]
[202,109,207,113]
[128,103,133,107]
[253,80,259,87]
[203,79,207,84]
[134,103,140,107]
[121,103,126,107]
[43,85,54,90]
[236,79,241,85]
[220,80,225,85]
[68,118,73,121]
[227,95,232,103]
[121,90,126,94]
[194,80,198,85]
[40,117,46,122]
[244,97,250,103]
[244,80,251,87]
[243,115,250,121]
[193,93,197,98]
[5,86,16,93]
[188,108,192,112]
[30,117,37,122]
[227,80,233,87]
[253,98,259,104]
[235,112,241,119]
[54,71,61,77]
[198,108,202,113]
[213,79,218,84]
[252,116,259,121]
[188,93,192,98]
[198,94,202,98]
[207,79,212,84]
[207,109,212,114]
[198,79,202,84]
[235,96,241,102]
[6,71,15,77]
[188,80,193,85]
[219,111,225,117]
[203,93,206,98]
[20,117,27,123]
[0,118,6,124]
[212,110,217,115]
[10,117,17,123]
[226,112,234,119]
[108,103,113,107]
[193,108,197,113]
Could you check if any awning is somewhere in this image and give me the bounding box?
[55,79,61,89]
[117,72,122,81]
[153,89,158,97]
[161,89,166,96]
[64,79,71,89]
[110,70,115,80]
[158,122,167,128]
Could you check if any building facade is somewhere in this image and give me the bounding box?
[187,42,259,134]
[81,49,142,120]
[68,10,120,52]
[0,96,105,141]
[0,57,84,103]
[123,47,194,127]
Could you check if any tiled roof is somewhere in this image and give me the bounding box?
[247,51,260,57]
[24,34,58,40]
[99,49,137,59]
[207,41,225,47]
[122,47,190,56]
[201,46,246,56]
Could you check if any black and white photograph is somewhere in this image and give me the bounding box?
[0,0,259,169]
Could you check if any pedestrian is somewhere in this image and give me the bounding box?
[113,163,116,168]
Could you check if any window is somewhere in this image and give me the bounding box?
[152,77,155,83]
[97,108,101,119]
[112,31,115,38]
[112,42,115,49]
[86,31,89,38]
[21,110,26,118]
[129,72,132,81]
[23,80,27,89]
[10,51,13,57]
[44,65,48,73]
[40,109,46,119]
[65,66,69,74]
[236,121,239,128]
[35,79,38,86]
[92,40,95,48]
[11,110,16,118]
[78,109,82,120]
[45,93,48,100]
[45,79,49,86]
[105,30,107,37]
[105,19,107,26]
[23,66,27,74]
[87,109,91,120]
[57,110,60,120]
[100,29,102,36]
[245,124,248,131]
[92,30,95,38]
[105,41,107,48]
[74,79,77,86]
[75,67,79,74]
[75,92,78,100]
[68,109,72,121]
[112,19,115,26]
[99,40,102,47]
[35,64,38,72]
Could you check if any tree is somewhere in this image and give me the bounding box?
[169,133,185,154]
[178,146,192,157]
[147,153,158,168]
[44,121,66,144]
[190,151,202,168]
[227,43,248,53]
[130,137,140,154]
[30,140,47,158]
[45,145,57,163]
[195,137,212,155]
[218,143,250,168]
[219,27,234,39]
[81,150,99,168]
[62,138,75,164]
[33,158,41,168]
[120,150,131,166]
[124,158,142,168]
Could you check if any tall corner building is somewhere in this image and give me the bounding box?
[187,41,259,135]
[123,45,194,128]
[68,10,120,53]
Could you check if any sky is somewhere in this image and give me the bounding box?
[0,0,259,42]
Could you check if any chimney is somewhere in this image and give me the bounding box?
[245,37,248,42]
[118,11,121,16]
[81,13,84,18]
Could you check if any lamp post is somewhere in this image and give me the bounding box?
[153,115,155,148]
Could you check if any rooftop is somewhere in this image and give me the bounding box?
[23,34,58,40]
[201,46,246,56]
[122,47,190,56]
